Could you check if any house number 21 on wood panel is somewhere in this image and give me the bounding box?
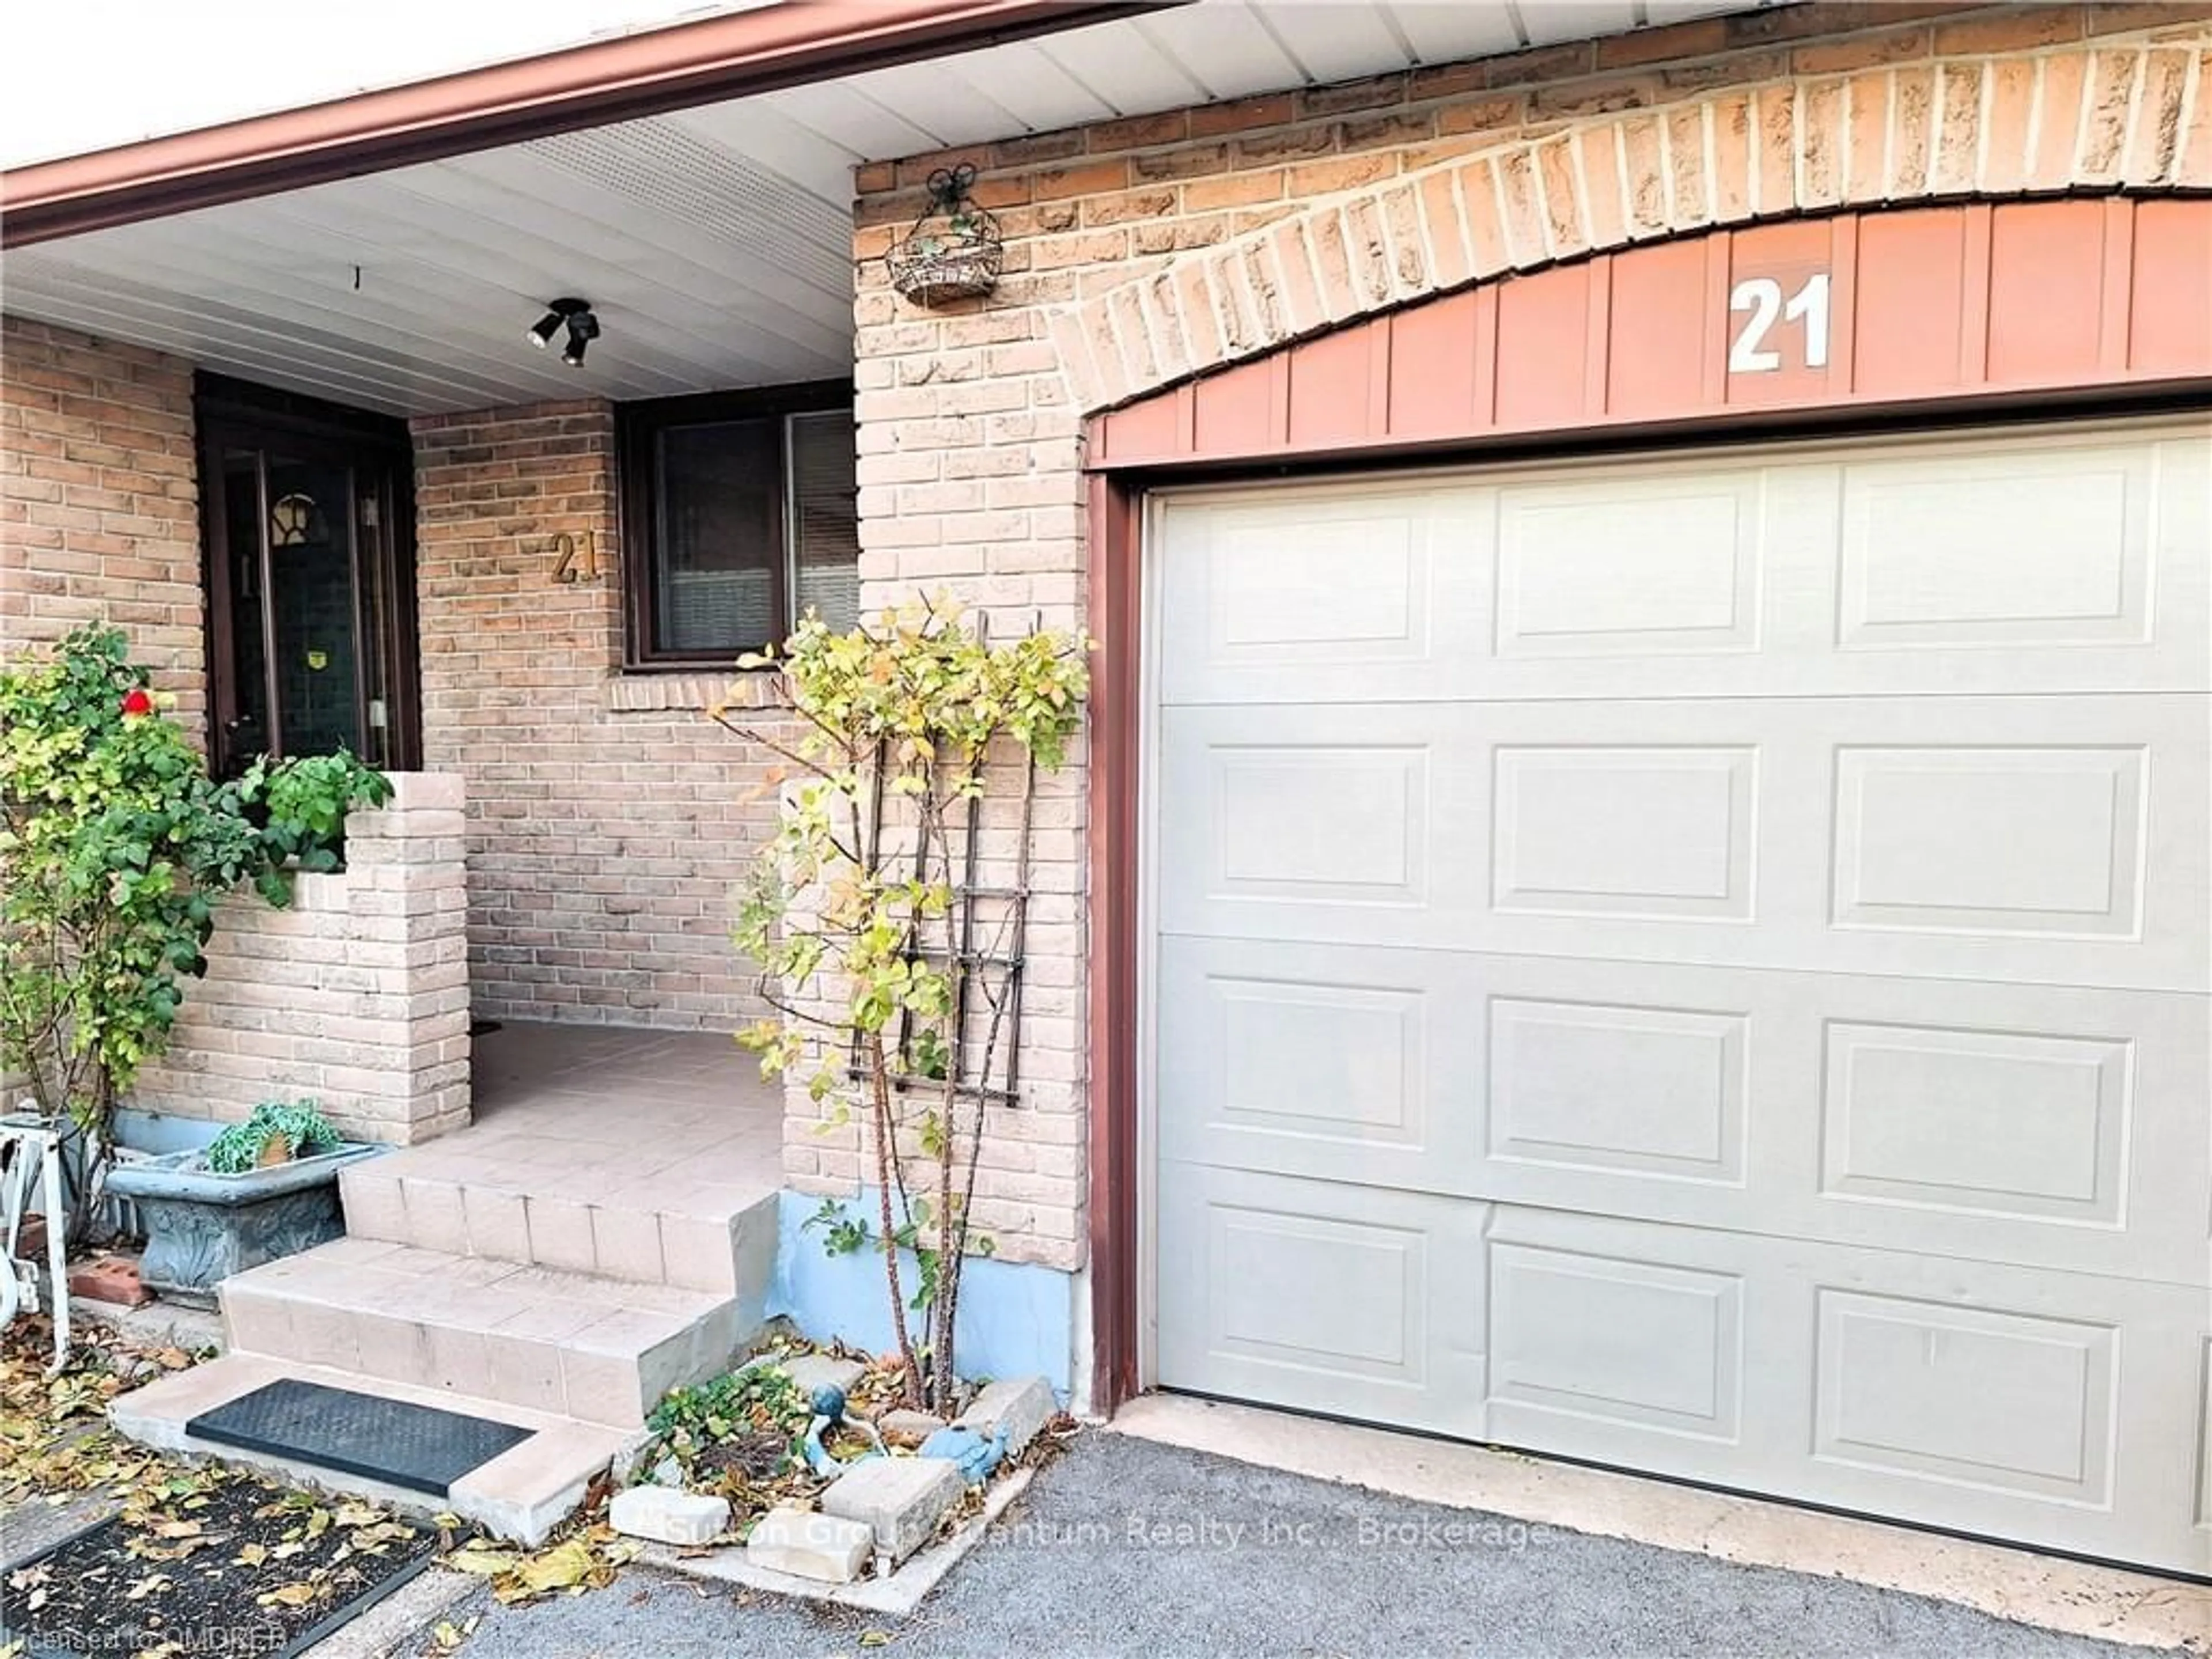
[1729,272,1832,373]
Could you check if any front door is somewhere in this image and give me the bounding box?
[199,380,418,775]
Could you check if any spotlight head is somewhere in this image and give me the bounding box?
[526,297,593,352]
[560,306,601,368]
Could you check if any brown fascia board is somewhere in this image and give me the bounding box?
[0,0,1163,248]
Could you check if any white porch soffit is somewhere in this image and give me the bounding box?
[0,1,1769,415]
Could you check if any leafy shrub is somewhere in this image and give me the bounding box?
[202,1101,342,1174]
[0,626,391,1231]
[239,750,392,884]
[647,1363,811,1448]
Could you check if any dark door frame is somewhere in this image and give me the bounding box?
[195,373,421,774]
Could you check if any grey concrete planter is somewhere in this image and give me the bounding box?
[105,1142,384,1306]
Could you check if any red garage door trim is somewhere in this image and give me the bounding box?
[1082,195,2212,1414]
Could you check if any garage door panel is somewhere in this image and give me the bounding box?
[1486,994,1747,1187]
[1154,937,1484,1194]
[1812,1287,2115,1506]
[1148,421,2212,1576]
[1154,1162,1488,1438]
[1494,472,1764,660]
[2198,1342,2212,1539]
[1153,490,1493,704]
[1816,1021,2128,1228]
[1158,695,2208,992]
[1493,743,1758,921]
[1488,1240,1747,1445]
[1835,442,2158,651]
[1155,429,2209,708]
[1160,942,2210,1285]
[1800,1270,2208,1573]
[1483,1208,2211,1571]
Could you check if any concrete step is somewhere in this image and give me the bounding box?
[110,1353,638,1546]
[220,1238,744,1429]
[337,1152,777,1304]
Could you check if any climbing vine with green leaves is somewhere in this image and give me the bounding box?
[0,626,390,1234]
[715,600,1088,1412]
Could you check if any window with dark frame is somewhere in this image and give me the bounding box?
[619,385,859,666]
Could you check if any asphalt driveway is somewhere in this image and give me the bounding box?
[444,1432,2160,1658]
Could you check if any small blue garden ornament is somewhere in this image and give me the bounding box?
[801,1384,885,1479]
[917,1421,1010,1484]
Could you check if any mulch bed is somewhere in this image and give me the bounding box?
[1,1467,434,1659]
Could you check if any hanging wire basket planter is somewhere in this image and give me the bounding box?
[888,164,1003,306]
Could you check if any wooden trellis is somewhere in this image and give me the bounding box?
[846,622,1037,1107]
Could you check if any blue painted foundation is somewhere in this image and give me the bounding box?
[766,1189,1073,1396]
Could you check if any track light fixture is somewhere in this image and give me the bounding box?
[560,308,601,367]
[526,298,598,366]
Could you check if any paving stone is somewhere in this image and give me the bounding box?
[877,1408,948,1448]
[778,1352,868,1398]
[610,1485,730,1547]
[820,1455,963,1563]
[744,1506,874,1584]
[956,1376,1056,1456]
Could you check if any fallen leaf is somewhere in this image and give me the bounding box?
[304,1508,332,1540]
[332,1500,382,1528]
[445,1541,521,1577]
[234,1543,270,1567]
[509,1537,597,1597]
[125,1571,171,1601]
[257,1581,321,1609]
[859,1630,895,1647]
[153,1348,191,1370]
[151,1518,202,1539]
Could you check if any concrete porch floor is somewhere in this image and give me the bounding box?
[332,1017,786,1290]
[463,1018,783,1192]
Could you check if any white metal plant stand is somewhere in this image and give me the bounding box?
[1,1107,71,1373]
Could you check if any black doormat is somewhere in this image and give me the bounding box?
[0,1472,435,1659]
[187,1379,533,1497]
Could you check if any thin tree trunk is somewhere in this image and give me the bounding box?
[868,1036,922,1408]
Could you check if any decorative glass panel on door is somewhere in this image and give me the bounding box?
[206,433,397,775]
[264,456,365,758]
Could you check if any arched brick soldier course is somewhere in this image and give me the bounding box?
[1046,38,2212,416]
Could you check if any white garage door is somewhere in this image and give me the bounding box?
[1146,418,2212,1575]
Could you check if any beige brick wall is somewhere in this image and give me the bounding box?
[410,401,798,1031]
[832,0,2212,1270]
[133,772,472,1145]
[0,316,204,725]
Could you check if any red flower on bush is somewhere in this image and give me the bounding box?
[120,687,154,718]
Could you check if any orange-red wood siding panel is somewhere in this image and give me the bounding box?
[1091,199,2212,469]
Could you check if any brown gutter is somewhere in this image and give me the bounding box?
[0,0,1162,248]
